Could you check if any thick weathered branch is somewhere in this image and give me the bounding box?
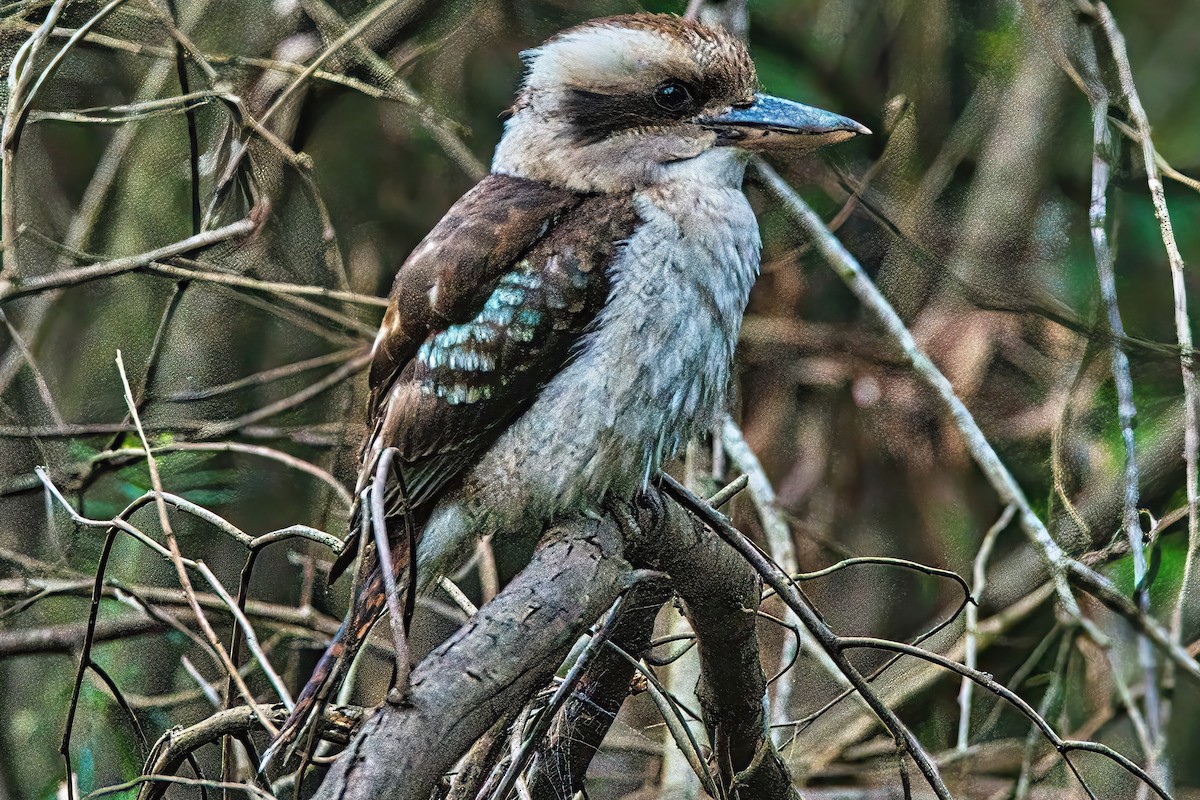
[659,473,953,800]
[630,497,799,798]
[310,515,637,800]
[522,579,673,800]
[311,486,805,800]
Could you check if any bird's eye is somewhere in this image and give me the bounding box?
[654,81,693,112]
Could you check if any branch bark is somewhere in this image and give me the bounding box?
[630,497,799,798]
[310,515,637,800]
[309,486,804,800]
[139,703,364,800]
[522,579,673,800]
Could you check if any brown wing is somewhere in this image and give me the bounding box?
[368,173,580,417]
[366,176,640,510]
[296,182,638,753]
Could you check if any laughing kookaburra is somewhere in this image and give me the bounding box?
[270,12,868,758]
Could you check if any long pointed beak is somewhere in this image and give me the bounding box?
[702,93,871,150]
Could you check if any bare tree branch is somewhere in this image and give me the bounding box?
[309,515,638,800]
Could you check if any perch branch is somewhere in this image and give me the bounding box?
[309,515,638,799]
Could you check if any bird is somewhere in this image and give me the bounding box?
[266,11,868,763]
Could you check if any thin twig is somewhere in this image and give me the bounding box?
[0,577,341,641]
[1014,629,1076,800]
[197,350,372,438]
[12,0,132,126]
[193,561,294,711]
[1083,60,1163,766]
[1109,116,1200,195]
[437,577,478,617]
[371,448,412,681]
[86,774,275,800]
[0,309,63,424]
[705,473,747,508]
[28,93,217,124]
[481,596,627,800]
[261,0,417,127]
[113,352,279,735]
[957,504,1015,751]
[720,414,862,733]
[769,555,973,738]
[25,23,464,117]
[86,440,355,509]
[0,0,219,402]
[149,258,387,307]
[1,0,70,281]
[1064,560,1200,684]
[838,637,1170,800]
[160,347,366,403]
[1097,0,1198,661]
[296,0,486,179]
[0,219,256,302]
[181,655,223,708]
[207,0,466,202]
[609,643,721,799]
[753,159,1100,633]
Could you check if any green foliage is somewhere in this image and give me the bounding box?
[78,450,236,520]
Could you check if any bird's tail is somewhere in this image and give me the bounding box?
[261,526,410,770]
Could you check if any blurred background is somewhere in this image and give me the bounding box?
[2,0,1200,797]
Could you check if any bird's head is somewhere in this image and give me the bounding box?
[492,13,869,192]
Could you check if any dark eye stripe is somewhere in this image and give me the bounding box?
[565,81,705,143]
